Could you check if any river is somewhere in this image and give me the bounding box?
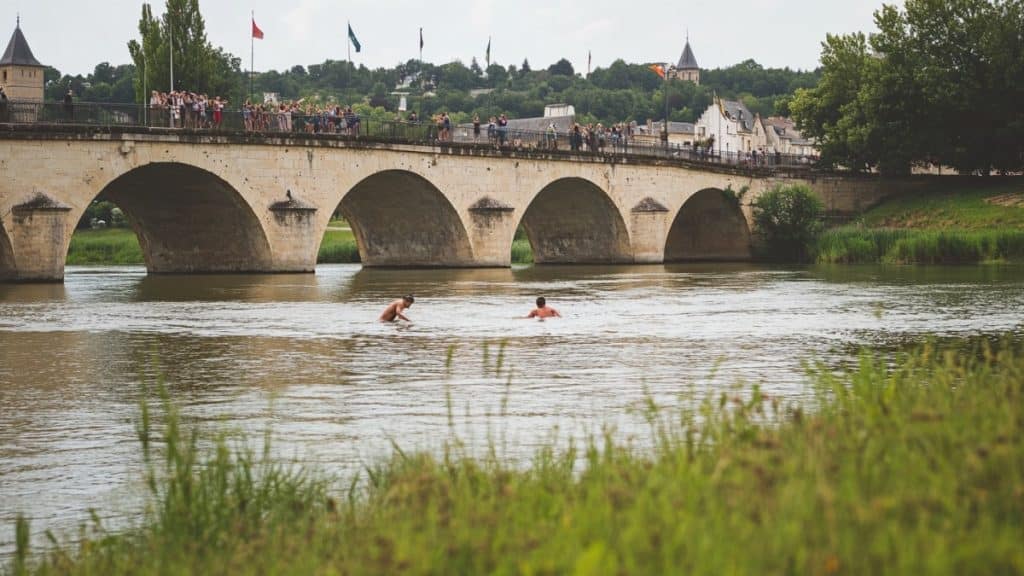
[2,263,1023,553]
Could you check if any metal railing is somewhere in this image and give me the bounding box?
[0,100,819,171]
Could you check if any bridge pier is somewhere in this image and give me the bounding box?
[4,194,72,282]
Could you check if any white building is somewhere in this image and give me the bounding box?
[695,97,759,155]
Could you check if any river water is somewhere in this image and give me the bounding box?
[2,263,1023,553]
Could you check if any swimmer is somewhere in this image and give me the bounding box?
[380,295,415,322]
[526,296,561,319]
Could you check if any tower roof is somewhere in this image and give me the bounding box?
[677,40,699,70]
[1,22,44,67]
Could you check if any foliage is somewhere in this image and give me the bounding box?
[44,63,137,103]
[318,229,361,264]
[813,182,1024,264]
[815,227,1024,264]
[752,184,824,261]
[510,239,534,264]
[66,229,144,265]
[126,0,244,102]
[792,0,1024,174]
[11,339,1024,574]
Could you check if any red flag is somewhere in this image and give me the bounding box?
[252,18,264,40]
[649,64,666,79]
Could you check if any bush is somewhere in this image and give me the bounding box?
[752,184,824,261]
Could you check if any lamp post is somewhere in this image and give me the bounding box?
[142,51,147,125]
[168,9,174,92]
[662,67,670,150]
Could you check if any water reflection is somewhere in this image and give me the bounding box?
[1,263,1023,554]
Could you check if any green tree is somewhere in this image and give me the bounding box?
[793,0,1024,174]
[548,58,575,77]
[752,184,824,261]
[127,0,243,102]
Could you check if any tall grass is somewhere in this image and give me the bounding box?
[510,239,534,264]
[11,339,1024,575]
[815,228,1024,264]
[317,230,361,264]
[65,228,144,265]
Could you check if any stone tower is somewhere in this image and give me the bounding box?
[670,37,700,85]
[1,18,46,101]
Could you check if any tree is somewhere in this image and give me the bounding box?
[521,59,531,73]
[127,0,243,102]
[470,57,483,77]
[548,58,574,77]
[793,0,1024,174]
[752,184,824,261]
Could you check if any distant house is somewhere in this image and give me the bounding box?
[455,113,576,142]
[763,117,817,157]
[695,97,759,154]
[544,104,575,118]
[634,120,696,147]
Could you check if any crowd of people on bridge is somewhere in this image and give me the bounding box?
[148,90,228,129]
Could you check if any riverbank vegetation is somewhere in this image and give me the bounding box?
[9,339,1024,575]
[812,184,1024,264]
[66,224,540,266]
[791,0,1024,174]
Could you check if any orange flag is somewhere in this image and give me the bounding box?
[649,64,666,79]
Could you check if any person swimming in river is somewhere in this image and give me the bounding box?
[380,295,415,322]
[526,297,561,319]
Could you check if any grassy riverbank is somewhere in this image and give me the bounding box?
[66,226,538,266]
[65,229,144,266]
[11,339,1024,575]
[815,184,1024,264]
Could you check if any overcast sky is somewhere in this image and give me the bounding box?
[2,0,902,77]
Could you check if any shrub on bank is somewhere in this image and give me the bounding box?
[752,184,824,261]
[10,339,1024,575]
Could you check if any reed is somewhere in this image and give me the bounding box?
[11,339,1024,575]
[65,228,143,265]
[510,239,534,264]
[815,228,1024,264]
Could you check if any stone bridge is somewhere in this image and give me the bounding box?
[0,127,896,282]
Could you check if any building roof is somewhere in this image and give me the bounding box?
[1,23,44,67]
[721,99,756,132]
[677,40,699,70]
[649,121,695,134]
[765,116,815,145]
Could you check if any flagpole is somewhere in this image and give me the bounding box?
[250,10,255,103]
[348,21,352,62]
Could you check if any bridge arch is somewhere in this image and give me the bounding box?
[664,188,751,262]
[335,170,475,267]
[0,219,14,280]
[517,177,632,264]
[90,162,274,273]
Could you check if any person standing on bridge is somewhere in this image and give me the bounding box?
[380,295,415,323]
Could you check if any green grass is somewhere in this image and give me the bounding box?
[65,228,364,266]
[511,238,534,264]
[318,228,360,264]
[813,184,1024,264]
[815,228,1024,264]
[859,184,1024,230]
[10,339,1024,575]
[65,228,144,265]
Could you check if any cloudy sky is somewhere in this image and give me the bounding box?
[2,0,901,76]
